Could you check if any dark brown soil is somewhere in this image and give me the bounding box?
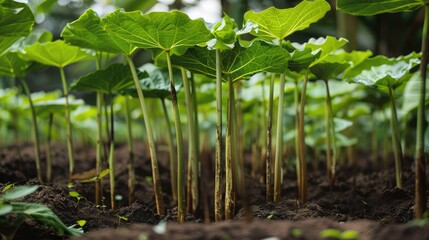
[1,142,429,240]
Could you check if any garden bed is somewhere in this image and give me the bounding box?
[1,143,428,240]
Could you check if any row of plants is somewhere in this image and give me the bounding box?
[0,0,427,225]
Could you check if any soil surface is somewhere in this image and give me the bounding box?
[1,142,429,240]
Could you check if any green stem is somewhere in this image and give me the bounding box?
[126,55,165,215]
[294,80,300,196]
[265,73,275,202]
[165,53,185,222]
[388,86,403,189]
[182,68,199,213]
[215,49,223,221]
[20,78,42,183]
[415,4,429,219]
[46,113,53,184]
[325,80,337,186]
[161,98,177,203]
[298,73,308,203]
[59,67,75,180]
[225,75,235,219]
[124,96,136,205]
[274,73,286,203]
[95,92,103,206]
[108,95,115,209]
[95,54,103,206]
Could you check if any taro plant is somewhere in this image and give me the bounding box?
[21,40,94,180]
[343,53,421,189]
[337,0,428,219]
[102,10,213,222]
[62,9,168,214]
[171,40,290,219]
[71,63,145,209]
[309,49,372,185]
[242,0,331,203]
[122,63,182,205]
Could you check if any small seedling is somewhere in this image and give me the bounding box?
[115,214,128,227]
[69,191,86,208]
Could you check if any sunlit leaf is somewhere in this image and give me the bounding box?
[62,9,135,55]
[171,41,290,82]
[102,10,212,57]
[22,40,94,68]
[337,0,423,16]
[71,63,145,94]
[0,0,34,55]
[243,0,330,41]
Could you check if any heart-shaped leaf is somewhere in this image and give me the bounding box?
[61,9,135,55]
[71,63,146,94]
[0,0,34,55]
[243,0,330,41]
[171,41,290,82]
[337,0,423,16]
[23,40,94,68]
[123,63,182,99]
[344,52,421,88]
[102,10,212,57]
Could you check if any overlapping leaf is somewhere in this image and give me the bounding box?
[71,63,146,94]
[102,10,212,56]
[0,0,34,55]
[61,9,135,55]
[243,0,330,41]
[0,52,29,77]
[171,41,290,82]
[337,0,423,16]
[344,52,421,88]
[208,13,238,50]
[22,40,94,68]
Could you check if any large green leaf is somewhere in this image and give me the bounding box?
[208,13,238,50]
[171,41,290,82]
[0,0,34,55]
[61,9,135,55]
[71,63,145,94]
[102,10,212,57]
[344,52,421,88]
[243,0,330,41]
[337,0,423,16]
[22,40,94,68]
